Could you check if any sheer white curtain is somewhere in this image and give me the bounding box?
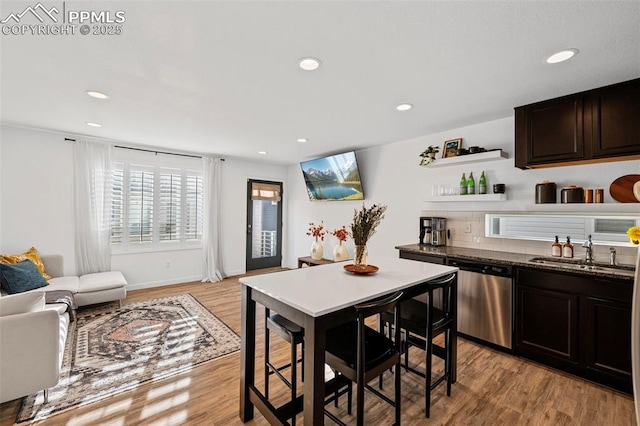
[202,156,225,282]
[73,141,113,275]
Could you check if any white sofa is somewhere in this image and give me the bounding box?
[0,291,65,404]
[40,255,127,307]
[0,256,127,403]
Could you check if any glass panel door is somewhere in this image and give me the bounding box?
[246,179,283,271]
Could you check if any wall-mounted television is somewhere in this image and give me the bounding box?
[300,151,365,201]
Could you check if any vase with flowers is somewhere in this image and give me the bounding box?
[628,226,640,246]
[307,221,326,260]
[350,203,388,270]
[331,226,350,262]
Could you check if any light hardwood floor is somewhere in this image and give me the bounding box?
[0,269,635,425]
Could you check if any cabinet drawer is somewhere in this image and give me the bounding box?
[515,268,585,293]
[399,250,446,264]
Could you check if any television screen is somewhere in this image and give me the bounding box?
[300,151,365,201]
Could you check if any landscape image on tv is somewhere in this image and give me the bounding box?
[300,151,364,201]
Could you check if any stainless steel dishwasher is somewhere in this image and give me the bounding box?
[447,258,513,350]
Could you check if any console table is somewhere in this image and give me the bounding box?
[297,256,334,268]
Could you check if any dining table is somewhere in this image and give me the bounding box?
[239,256,459,425]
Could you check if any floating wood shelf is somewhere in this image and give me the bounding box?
[425,150,508,168]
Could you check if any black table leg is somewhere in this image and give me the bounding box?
[303,315,326,426]
[451,277,458,383]
[240,286,256,421]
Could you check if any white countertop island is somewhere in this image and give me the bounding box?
[239,256,458,425]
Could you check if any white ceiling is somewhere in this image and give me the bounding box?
[1,1,639,165]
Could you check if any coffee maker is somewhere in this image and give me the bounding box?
[419,217,432,245]
[431,217,447,246]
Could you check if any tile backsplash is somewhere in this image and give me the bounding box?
[421,210,638,266]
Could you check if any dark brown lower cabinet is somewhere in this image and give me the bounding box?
[515,268,632,394]
[584,297,632,383]
[516,285,579,365]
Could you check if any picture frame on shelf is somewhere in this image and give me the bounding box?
[443,138,462,158]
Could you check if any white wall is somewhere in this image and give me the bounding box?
[218,157,288,276]
[284,116,640,268]
[0,126,76,274]
[0,125,288,287]
[3,118,637,283]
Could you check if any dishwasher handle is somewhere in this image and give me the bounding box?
[447,259,512,277]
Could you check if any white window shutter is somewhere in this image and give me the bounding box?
[184,174,203,241]
[158,170,182,241]
[128,168,154,243]
[111,164,124,245]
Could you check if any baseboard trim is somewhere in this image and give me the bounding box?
[125,269,249,290]
[126,275,203,291]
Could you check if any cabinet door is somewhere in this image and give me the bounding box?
[515,95,584,168]
[584,296,632,390]
[589,78,640,158]
[516,284,579,366]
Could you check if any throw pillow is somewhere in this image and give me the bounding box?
[0,247,52,280]
[0,260,50,294]
[0,291,45,317]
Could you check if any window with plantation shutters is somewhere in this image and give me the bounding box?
[158,170,181,241]
[110,160,203,250]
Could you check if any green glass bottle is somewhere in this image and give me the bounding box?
[479,171,487,194]
[467,172,475,195]
[460,173,467,195]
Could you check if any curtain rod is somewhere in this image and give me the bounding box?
[64,138,225,161]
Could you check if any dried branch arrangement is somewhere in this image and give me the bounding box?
[350,203,388,246]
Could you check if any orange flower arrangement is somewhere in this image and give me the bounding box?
[331,226,350,243]
[306,221,326,241]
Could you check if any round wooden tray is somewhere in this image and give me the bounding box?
[343,264,379,275]
[609,174,640,203]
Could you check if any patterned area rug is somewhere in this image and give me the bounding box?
[17,294,240,423]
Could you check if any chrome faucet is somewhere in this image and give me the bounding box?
[582,235,594,265]
[610,247,617,266]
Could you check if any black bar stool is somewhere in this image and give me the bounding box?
[380,272,457,418]
[324,291,403,426]
[264,309,304,425]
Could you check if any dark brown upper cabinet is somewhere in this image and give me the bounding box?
[515,78,640,169]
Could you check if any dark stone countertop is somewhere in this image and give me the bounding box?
[395,244,635,282]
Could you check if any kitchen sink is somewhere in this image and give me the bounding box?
[528,257,636,275]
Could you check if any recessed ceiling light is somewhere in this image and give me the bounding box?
[396,103,413,111]
[299,57,321,71]
[546,48,579,64]
[86,122,102,127]
[297,138,308,143]
[86,90,109,99]
[258,151,268,155]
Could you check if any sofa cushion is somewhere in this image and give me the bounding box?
[0,291,45,317]
[0,247,52,280]
[46,276,80,293]
[0,261,50,294]
[44,302,70,315]
[79,271,127,292]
